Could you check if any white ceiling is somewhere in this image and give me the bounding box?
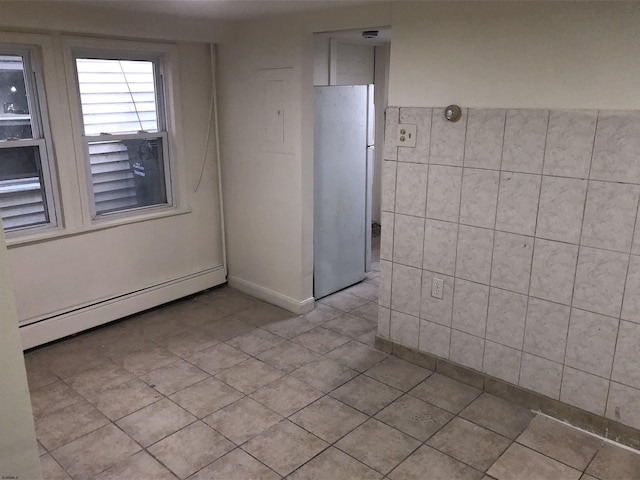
[70,0,387,21]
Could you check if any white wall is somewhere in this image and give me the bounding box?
[389,2,640,109]
[0,9,227,347]
[217,5,391,310]
[0,229,40,479]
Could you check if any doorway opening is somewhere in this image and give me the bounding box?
[312,27,391,299]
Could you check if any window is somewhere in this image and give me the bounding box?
[74,53,171,217]
[0,47,56,231]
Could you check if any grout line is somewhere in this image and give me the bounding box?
[480,108,509,375]
[413,107,435,354]
[518,110,551,386]
[447,108,470,362]
[605,185,640,415]
[559,109,600,405]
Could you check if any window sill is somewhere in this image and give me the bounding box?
[4,204,192,248]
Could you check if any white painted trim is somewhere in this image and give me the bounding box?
[20,266,226,349]
[228,275,315,315]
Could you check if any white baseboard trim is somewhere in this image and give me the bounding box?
[227,275,315,315]
[20,266,226,350]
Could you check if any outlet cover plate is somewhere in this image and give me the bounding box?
[397,124,417,148]
[431,277,444,299]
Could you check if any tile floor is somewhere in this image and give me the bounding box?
[24,237,640,479]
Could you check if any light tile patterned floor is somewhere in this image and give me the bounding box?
[25,243,640,479]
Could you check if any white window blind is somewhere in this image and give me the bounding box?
[75,57,169,216]
[0,49,56,232]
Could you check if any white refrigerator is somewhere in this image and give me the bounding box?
[314,84,374,299]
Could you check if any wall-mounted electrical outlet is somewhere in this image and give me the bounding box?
[397,124,417,148]
[431,277,444,299]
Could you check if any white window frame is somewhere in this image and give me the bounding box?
[0,44,58,233]
[62,36,187,228]
[73,51,172,219]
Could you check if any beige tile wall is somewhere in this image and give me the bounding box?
[379,106,640,430]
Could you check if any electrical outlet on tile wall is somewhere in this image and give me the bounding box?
[432,277,444,299]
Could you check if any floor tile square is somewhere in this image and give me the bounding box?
[375,395,454,442]
[117,345,180,376]
[357,330,377,347]
[460,393,535,439]
[262,317,317,339]
[410,373,481,413]
[65,362,135,400]
[586,443,640,480]
[389,445,483,480]
[24,356,59,391]
[487,444,581,480]
[323,313,377,338]
[189,448,279,480]
[186,343,250,375]
[365,357,432,391]
[350,301,379,323]
[32,343,109,379]
[344,282,380,301]
[256,341,321,373]
[93,451,176,480]
[155,330,219,358]
[199,317,255,342]
[115,398,196,447]
[290,396,368,443]
[234,303,294,327]
[30,381,84,420]
[326,340,387,372]
[250,375,323,417]
[291,358,358,393]
[365,276,380,286]
[226,329,285,355]
[148,421,234,478]
[51,424,140,479]
[319,290,371,311]
[335,419,421,474]
[39,454,71,480]
[426,417,511,471]
[139,359,209,396]
[516,415,602,470]
[90,379,163,421]
[289,447,382,480]
[100,336,160,360]
[330,375,402,415]
[243,420,328,476]
[169,377,244,418]
[299,303,343,325]
[128,313,192,342]
[215,358,285,394]
[203,397,282,444]
[35,401,110,451]
[292,327,351,354]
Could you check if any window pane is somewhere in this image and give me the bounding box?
[0,55,34,140]
[88,136,167,215]
[76,59,158,135]
[0,146,49,230]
